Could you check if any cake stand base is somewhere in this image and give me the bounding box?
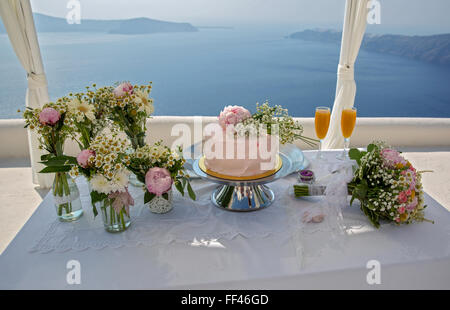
[211,184,275,212]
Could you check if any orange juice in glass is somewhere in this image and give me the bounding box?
[314,107,331,160]
[337,107,357,160]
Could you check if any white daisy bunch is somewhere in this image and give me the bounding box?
[107,82,154,150]
[70,132,131,194]
[61,85,112,150]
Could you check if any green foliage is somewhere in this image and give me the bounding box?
[90,190,108,217]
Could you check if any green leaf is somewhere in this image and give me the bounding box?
[39,165,72,173]
[90,190,107,205]
[175,181,185,196]
[40,155,77,167]
[92,205,98,217]
[144,191,155,204]
[367,143,377,153]
[187,182,196,201]
[41,154,53,161]
[162,193,169,200]
[348,148,362,164]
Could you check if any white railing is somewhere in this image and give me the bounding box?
[1,117,450,159]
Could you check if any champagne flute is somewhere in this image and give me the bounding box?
[337,107,357,160]
[314,107,331,160]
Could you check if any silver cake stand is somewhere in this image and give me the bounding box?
[191,148,307,212]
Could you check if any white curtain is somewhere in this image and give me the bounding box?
[0,0,53,188]
[323,0,369,149]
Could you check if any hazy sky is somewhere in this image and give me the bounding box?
[30,0,450,31]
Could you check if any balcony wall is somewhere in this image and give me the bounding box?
[1,117,450,159]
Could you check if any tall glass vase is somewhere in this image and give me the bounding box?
[53,172,83,222]
[97,198,131,233]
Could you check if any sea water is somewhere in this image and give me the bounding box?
[1,27,449,118]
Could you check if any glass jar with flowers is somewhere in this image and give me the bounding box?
[69,132,134,232]
[106,82,155,186]
[23,102,83,222]
[125,142,196,214]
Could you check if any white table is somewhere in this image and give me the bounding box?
[1,150,449,289]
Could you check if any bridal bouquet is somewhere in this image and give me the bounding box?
[107,82,154,150]
[23,102,83,220]
[126,141,195,213]
[294,142,433,228]
[220,101,317,147]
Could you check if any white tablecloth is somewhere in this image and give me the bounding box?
[1,150,449,289]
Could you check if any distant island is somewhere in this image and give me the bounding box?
[289,29,450,66]
[0,13,198,35]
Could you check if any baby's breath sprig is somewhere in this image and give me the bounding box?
[240,101,318,147]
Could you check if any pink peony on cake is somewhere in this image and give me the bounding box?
[202,106,280,179]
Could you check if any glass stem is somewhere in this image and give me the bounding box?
[316,139,323,159]
[344,138,350,156]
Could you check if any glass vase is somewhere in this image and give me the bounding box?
[147,190,173,214]
[97,198,131,233]
[53,172,83,222]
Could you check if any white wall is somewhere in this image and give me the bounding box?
[1,117,450,159]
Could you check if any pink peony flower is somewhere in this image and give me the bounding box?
[398,191,408,204]
[218,105,251,130]
[381,148,407,168]
[77,149,95,168]
[39,107,60,126]
[113,82,134,98]
[145,167,173,196]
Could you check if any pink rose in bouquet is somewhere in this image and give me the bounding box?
[76,149,95,168]
[381,148,407,168]
[113,82,134,98]
[39,107,60,126]
[145,167,173,196]
[218,105,251,130]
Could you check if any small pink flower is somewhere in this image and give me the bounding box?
[109,188,134,216]
[406,189,412,196]
[145,167,173,196]
[39,107,60,126]
[218,105,251,130]
[77,149,95,168]
[398,191,408,204]
[113,82,134,98]
[406,197,418,211]
[398,206,406,214]
[395,217,401,223]
[381,148,407,168]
